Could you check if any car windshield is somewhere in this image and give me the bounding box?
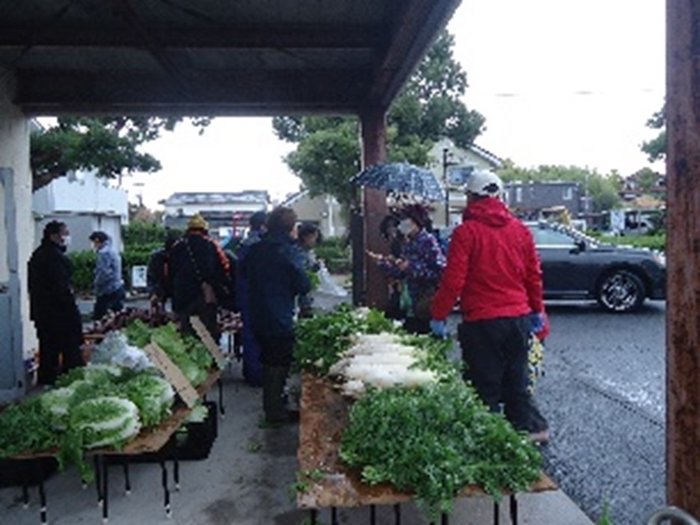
[527,222,600,248]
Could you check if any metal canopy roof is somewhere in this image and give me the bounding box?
[0,0,460,116]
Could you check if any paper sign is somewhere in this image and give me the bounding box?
[131,265,148,289]
[143,343,199,408]
[190,316,227,369]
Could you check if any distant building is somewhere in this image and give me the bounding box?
[428,138,505,226]
[620,169,666,203]
[32,170,129,252]
[161,191,270,238]
[282,190,346,238]
[503,180,582,220]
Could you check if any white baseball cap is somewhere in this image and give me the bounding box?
[465,170,504,197]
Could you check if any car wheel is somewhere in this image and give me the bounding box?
[596,270,646,312]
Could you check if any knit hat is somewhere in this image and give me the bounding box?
[187,213,209,231]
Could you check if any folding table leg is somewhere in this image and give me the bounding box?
[38,479,47,525]
[309,508,318,524]
[218,378,225,417]
[331,506,338,525]
[394,503,401,525]
[173,456,180,491]
[369,504,376,525]
[94,455,103,506]
[441,513,449,525]
[123,463,131,495]
[160,460,171,518]
[494,501,500,525]
[21,464,29,509]
[509,494,518,525]
[101,455,109,524]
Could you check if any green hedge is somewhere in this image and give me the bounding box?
[68,251,97,295]
[69,245,159,294]
[122,221,172,245]
[316,236,351,274]
[597,234,666,251]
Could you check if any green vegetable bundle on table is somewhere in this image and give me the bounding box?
[294,306,542,519]
[0,321,211,482]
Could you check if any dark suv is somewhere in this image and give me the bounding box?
[527,222,666,312]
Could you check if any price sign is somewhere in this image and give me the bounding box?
[190,316,227,369]
[143,343,199,408]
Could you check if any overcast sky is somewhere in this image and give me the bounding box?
[127,0,665,209]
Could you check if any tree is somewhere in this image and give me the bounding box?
[498,164,622,212]
[272,31,485,208]
[641,105,666,163]
[31,116,210,191]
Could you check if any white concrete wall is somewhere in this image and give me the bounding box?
[163,202,265,216]
[33,170,128,218]
[0,69,36,359]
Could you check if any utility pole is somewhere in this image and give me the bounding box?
[442,147,454,227]
[666,0,700,518]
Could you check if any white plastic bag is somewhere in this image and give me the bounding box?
[316,263,348,297]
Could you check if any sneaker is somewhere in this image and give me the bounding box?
[529,430,550,444]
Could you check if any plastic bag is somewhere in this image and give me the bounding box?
[315,263,348,297]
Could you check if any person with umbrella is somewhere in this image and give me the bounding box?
[369,203,445,334]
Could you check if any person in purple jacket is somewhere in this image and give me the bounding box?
[369,203,445,334]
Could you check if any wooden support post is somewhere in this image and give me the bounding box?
[666,0,700,518]
[360,107,389,309]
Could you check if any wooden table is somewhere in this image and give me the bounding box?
[10,368,222,524]
[297,373,556,524]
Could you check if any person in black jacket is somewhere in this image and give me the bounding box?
[168,214,230,340]
[28,221,85,385]
[243,207,311,424]
[146,232,178,308]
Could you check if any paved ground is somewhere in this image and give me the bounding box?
[534,300,667,525]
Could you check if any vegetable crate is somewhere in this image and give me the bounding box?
[173,401,218,461]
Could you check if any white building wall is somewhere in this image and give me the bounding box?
[163,202,265,216]
[0,69,36,363]
[33,171,129,251]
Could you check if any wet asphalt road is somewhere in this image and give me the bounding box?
[530,300,666,525]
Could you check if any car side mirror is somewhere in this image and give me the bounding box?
[570,240,586,254]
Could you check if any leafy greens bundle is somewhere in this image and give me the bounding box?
[339,381,542,518]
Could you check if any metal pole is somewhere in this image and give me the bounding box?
[666,0,700,518]
[443,148,450,226]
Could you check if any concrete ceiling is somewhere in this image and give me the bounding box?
[0,0,460,116]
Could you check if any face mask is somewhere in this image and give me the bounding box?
[398,220,413,235]
[62,235,71,247]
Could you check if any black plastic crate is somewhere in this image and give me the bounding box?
[172,401,218,461]
[0,457,58,488]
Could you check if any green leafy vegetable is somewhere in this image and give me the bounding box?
[339,382,542,519]
[0,397,60,457]
[294,306,396,374]
[120,373,174,427]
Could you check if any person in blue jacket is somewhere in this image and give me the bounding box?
[235,211,267,386]
[243,207,310,424]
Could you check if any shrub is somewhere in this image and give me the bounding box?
[316,236,351,274]
[598,234,666,251]
[68,251,96,294]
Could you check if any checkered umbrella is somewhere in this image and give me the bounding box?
[351,162,445,202]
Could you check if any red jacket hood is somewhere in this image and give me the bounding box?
[462,198,512,228]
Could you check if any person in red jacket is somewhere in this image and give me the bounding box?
[430,170,549,443]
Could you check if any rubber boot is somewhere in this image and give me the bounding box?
[262,365,290,424]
